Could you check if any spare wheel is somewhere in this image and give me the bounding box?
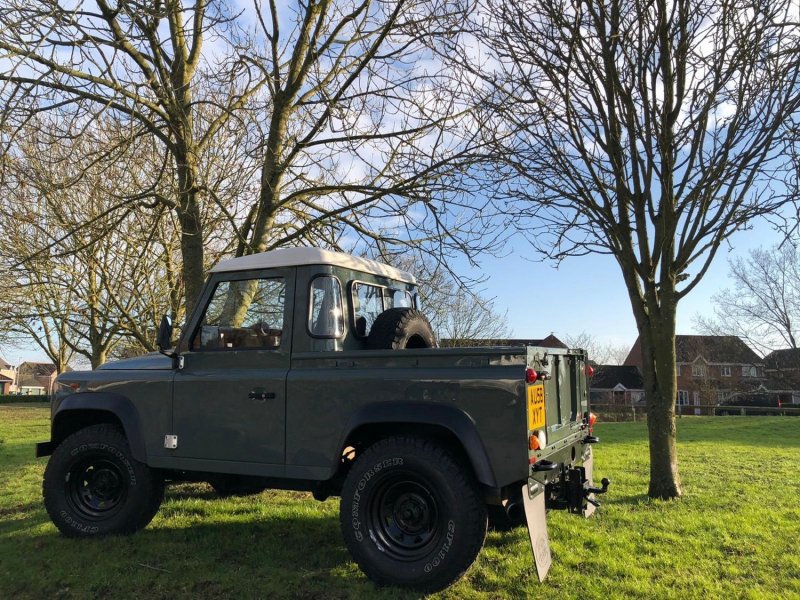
[367,308,438,349]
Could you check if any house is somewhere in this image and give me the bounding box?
[16,362,59,395]
[440,334,568,348]
[589,365,645,407]
[761,348,800,406]
[624,335,764,414]
[0,356,17,394]
[0,373,13,395]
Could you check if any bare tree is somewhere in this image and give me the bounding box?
[0,117,190,367]
[229,0,504,268]
[459,0,800,497]
[381,254,511,344]
[0,0,262,314]
[563,332,631,366]
[695,244,800,355]
[1,0,506,320]
[0,202,77,373]
[433,293,511,347]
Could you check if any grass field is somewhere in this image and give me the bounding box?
[1,404,799,599]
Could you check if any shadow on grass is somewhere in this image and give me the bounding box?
[0,500,46,519]
[1,503,421,599]
[0,440,48,468]
[0,501,51,538]
[164,483,219,501]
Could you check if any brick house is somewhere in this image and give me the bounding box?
[589,365,645,407]
[0,356,17,394]
[16,362,59,395]
[624,335,764,414]
[0,373,13,395]
[761,348,800,406]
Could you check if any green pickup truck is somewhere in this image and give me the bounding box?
[37,247,606,592]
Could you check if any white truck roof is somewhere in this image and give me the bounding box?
[210,247,417,284]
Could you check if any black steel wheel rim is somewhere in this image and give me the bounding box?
[367,473,442,561]
[65,454,128,520]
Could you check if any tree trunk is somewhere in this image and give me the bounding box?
[638,303,682,499]
[245,100,289,255]
[175,151,205,317]
[90,347,108,370]
[177,199,205,316]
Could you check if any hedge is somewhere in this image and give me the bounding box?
[0,394,50,404]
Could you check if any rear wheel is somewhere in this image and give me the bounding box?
[340,436,487,593]
[43,424,164,537]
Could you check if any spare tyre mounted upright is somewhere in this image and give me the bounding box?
[367,307,437,349]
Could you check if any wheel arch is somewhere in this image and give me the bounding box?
[50,393,147,462]
[337,402,497,489]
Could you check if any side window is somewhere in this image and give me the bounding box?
[192,278,285,351]
[308,276,344,338]
[352,282,385,337]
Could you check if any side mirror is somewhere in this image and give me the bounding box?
[157,315,174,353]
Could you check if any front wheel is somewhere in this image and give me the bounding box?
[340,436,487,593]
[43,424,164,537]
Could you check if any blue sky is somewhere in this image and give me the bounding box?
[3,217,784,367]
[479,218,783,350]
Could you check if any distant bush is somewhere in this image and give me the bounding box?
[0,394,49,404]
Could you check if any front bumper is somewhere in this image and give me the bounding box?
[35,441,55,458]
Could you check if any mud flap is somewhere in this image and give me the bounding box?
[522,481,552,582]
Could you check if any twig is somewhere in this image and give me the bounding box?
[138,562,172,574]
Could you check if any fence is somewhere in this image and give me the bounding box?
[590,403,800,422]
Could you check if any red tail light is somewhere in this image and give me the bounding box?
[588,412,597,433]
[585,365,595,377]
[525,368,538,383]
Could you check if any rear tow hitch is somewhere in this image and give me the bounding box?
[584,478,611,508]
[566,466,610,514]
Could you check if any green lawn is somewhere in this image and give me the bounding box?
[1,405,799,599]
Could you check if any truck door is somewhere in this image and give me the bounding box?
[171,270,293,472]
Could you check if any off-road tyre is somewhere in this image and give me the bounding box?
[367,308,437,350]
[340,436,487,593]
[43,424,164,537]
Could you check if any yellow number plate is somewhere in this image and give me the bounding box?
[527,384,546,431]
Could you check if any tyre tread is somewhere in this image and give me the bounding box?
[340,435,486,593]
[366,308,437,349]
[43,423,163,537]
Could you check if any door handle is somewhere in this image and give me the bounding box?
[248,390,276,401]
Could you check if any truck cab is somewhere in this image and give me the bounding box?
[38,247,605,593]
